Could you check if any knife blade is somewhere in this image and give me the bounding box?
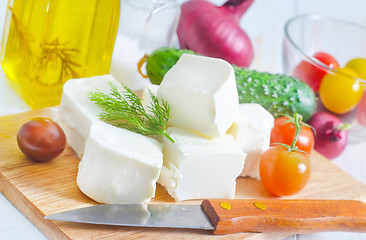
[45,203,215,230]
[45,199,366,234]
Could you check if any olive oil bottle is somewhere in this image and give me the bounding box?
[0,0,120,109]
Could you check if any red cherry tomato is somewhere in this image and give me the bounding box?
[293,52,340,92]
[270,116,314,154]
[17,117,66,162]
[259,145,311,196]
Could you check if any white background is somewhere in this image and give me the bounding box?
[1,0,366,239]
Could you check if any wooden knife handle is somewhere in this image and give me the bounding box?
[201,199,366,234]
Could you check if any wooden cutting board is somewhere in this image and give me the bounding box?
[1,108,366,240]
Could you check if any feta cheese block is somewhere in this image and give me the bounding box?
[51,107,85,157]
[141,83,159,113]
[53,74,121,158]
[157,54,239,138]
[77,120,163,204]
[158,127,246,201]
[227,103,274,180]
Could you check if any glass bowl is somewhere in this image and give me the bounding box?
[283,14,366,144]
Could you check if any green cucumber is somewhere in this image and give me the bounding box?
[145,47,316,121]
[146,48,197,85]
[233,66,316,121]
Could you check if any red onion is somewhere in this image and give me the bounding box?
[308,112,350,160]
[177,0,254,67]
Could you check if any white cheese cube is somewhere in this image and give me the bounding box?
[51,108,85,157]
[158,127,246,201]
[157,54,239,138]
[227,103,274,180]
[141,84,159,113]
[77,121,163,204]
[54,74,120,158]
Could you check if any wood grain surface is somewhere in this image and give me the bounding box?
[1,108,366,240]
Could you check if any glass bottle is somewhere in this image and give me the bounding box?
[110,0,180,91]
[0,0,120,109]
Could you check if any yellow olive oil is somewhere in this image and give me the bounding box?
[0,0,120,109]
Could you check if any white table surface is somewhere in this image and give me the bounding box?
[1,0,366,239]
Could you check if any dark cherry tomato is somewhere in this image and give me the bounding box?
[17,117,66,162]
[270,116,314,154]
[293,52,340,92]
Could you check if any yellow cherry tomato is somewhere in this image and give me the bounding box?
[345,58,366,80]
[319,67,364,114]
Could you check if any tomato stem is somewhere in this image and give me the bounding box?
[272,113,310,156]
[291,113,303,149]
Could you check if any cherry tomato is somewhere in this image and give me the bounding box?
[17,117,66,162]
[293,52,340,92]
[270,116,314,154]
[345,58,366,80]
[319,67,364,114]
[259,145,311,196]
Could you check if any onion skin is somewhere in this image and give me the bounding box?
[177,0,254,68]
[308,112,348,160]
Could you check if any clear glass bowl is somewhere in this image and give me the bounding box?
[283,14,366,144]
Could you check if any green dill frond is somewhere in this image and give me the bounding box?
[88,82,174,143]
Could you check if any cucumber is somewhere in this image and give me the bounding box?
[233,66,316,121]
[146,48,197,85]
[145,47,316,121]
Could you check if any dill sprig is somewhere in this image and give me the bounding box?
[88,82,174,143]
[9,7,34,67]
[36,38,81,85]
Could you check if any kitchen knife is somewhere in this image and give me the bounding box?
[45,199,366,234]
